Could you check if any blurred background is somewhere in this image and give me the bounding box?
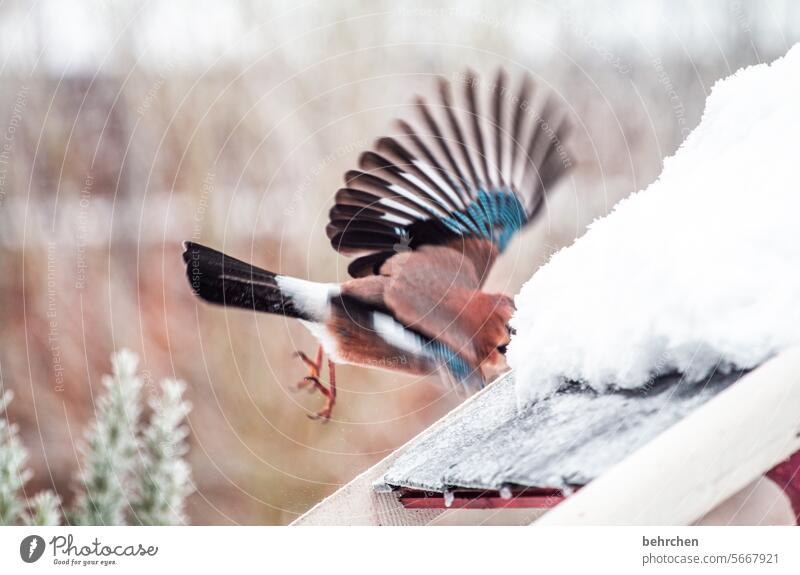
[1,0,798,524]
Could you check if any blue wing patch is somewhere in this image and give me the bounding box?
[441,188,527,251]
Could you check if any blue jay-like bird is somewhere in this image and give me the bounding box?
[183,70,572,419]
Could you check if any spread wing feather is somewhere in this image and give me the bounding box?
[327,70,574,281]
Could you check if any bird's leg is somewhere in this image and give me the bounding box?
[308,359,337,421]
[293,347,337,421]
[294,346,324,391]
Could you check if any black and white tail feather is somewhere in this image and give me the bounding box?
[182,242,482,387]
[182,242,338,322]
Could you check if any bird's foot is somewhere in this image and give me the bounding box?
[293,348,337,421]
[307,360,337,420]
[293,347,323,392]
[307,384,335,421]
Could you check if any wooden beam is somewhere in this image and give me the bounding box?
[535,347,800,525]
[290,454,442,526]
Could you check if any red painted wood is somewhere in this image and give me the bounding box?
[398,488,566,510]
[397,449,800,519]
[766,448,800,525]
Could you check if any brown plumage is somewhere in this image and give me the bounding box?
[183,69,573,419]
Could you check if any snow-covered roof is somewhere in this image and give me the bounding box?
[376,368,744,494]
[509,44,800,404]
[297,44,800,525]
[374,44,800,504]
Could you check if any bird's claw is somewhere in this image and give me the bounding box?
[307,405,333,422]
[293,348,322,391]
[302,377,334,420]
[294,375,318,392]
[292,347,337,421]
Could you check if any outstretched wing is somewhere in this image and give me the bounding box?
[327,70,574,282]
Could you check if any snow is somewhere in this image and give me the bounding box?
[508,44,800,403]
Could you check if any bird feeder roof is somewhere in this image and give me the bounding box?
[376,368,744,495]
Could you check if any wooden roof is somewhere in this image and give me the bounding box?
[377,368,744,495]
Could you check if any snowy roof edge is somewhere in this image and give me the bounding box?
[535,347,800,525]
[293,348,800,525]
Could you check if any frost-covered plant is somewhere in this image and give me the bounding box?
[71,350,195,525]
[0,350,192,526]
[71,349,144,526]
[0,391,62,526]
[25,491,62,526]
[132,378,193,525]
[0,391,30,525]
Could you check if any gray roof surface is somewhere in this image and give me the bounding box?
[377,368,745,493]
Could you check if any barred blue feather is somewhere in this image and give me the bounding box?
[441,188,526,251]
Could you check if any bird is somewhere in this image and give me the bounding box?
[182,70,573,420]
